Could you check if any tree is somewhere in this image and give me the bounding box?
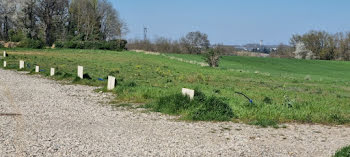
[98,0,127,40]
[204,45,223,67]
[180,31,210,54]
[36,0,69,45]
[290,30,337,60]
[0,0,17,41]
[20,0,39,39]
[69,0,101,41]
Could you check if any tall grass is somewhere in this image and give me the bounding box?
[145,90,235,121]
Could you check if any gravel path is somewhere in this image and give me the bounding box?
[0,69,349,157]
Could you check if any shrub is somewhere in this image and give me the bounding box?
[63,41,78,49]
[9,29,24,42]
[188,96,235,121]
[204,45,223,67]
[18,39,45,49]
[75,41,85,49]
[58,40,127,51]
[54,41,64,48]
[147,90,234,121]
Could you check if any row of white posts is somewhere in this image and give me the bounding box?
[3,51,193,96]
[2,51,116,91]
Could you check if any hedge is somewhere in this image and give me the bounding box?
[18,39,45,49]
[54,40,127,51]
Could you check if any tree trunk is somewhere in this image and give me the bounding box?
[46,23,52,45]
[4,16,9,41]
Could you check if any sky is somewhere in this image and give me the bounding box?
[112,0,350,45]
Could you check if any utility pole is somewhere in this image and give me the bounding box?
[143,26,148,41]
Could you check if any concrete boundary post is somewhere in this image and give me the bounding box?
[50,68,55,76]
[78,66,83,79]
[182,88,195,100]
[107,76,116,90]
[19,60,24,69]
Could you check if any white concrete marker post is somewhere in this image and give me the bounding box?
[78,66,83,79]
[50,68,55,76]
[35,66,40,73]
[3,61,6,67]
[77,66,83,79]
[19,60,24,69]
[182,88,195,100]
[3,51,6,57]
[107,76,116,90]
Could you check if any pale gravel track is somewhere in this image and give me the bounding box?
[0,68,349,157]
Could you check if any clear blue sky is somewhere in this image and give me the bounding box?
[112,0,350,45]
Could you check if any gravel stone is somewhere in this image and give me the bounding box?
[0,69,349,156]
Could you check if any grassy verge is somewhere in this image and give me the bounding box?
[1,48,349,126]
[145,90,234,121]
[334,146,350,157]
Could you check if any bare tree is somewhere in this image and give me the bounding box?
[0,0,17,41]
[99,0,127,40]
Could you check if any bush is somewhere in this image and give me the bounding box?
[204,45,223,67]
[334,145,350,157]
[18,39,45,49]
[54,41,64,48]
[146,90,234,121]
[9,29,24,42]
[57,40,127,51]
[63,41,78,49]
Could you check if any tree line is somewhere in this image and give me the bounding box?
[128,31,235,67]
[272,30,350,61]
[127,31,235,55]
[0,0,128,50]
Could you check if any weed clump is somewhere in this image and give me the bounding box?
[146,90,234,121]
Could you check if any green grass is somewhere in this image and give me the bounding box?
[145,90,235,121]
[1,48,350,126]
[334,146,350,157]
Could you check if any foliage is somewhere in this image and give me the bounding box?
[291,30,350,60]
[0,0,127,46]
[204,45,223,67]
[55,40,127,51]
[9,29,24,42]
[18,39,45,49]
[334,146,350,157]
[146,90,235,121]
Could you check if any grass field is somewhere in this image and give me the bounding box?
[1,48,350,126]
